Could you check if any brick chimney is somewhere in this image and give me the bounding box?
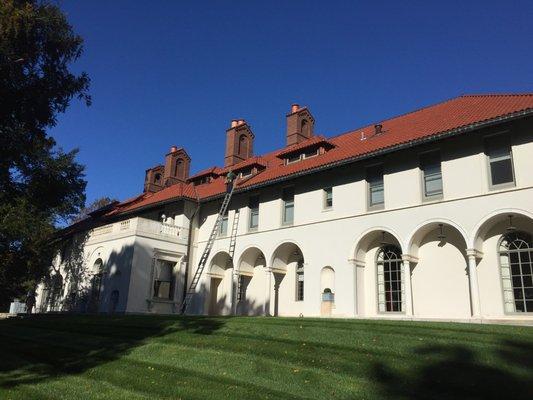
[224,119,254,167]
[163,146,191,186]
[144,165,165,193]
[286,103,315,146]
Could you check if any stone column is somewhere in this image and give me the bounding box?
[227,268,235,316]
[348,259,358,317]
[401,255,414,316]
[466,249,482,318]
[231,269,239,315]
[264,267,273,316]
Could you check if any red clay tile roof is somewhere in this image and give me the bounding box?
[109,94,533,215]
[188,166,223,181]
[275,135,335,158]
[220,156,267,174]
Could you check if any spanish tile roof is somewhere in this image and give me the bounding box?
[110,94,533,215]
[275,135,335,158]
[220,156,267,174]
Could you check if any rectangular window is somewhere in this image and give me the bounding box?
[286,154,301,164]
[303,149,319,159]
[324,187,333,209]
[219,211,228,236]
[282,187,294,225]
[153,260,175,300]
[249,195,259,230]
[486,134,514,188]
[367,164,384,208]
[420,151,443,198]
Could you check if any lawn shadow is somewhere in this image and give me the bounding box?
[372,339,533,400]
[0,314,225,389]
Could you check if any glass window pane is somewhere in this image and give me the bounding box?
[283,202,294,224]
[490,159,514,185]
[220,215,228,235]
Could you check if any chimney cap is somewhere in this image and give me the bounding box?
[291,103,300,113]
[170,145,178,153]
[231,119,238,128]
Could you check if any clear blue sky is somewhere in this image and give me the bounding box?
[51,0,533,205]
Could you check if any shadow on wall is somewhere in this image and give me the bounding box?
[0,314,226,389]
[372,340,533,399]
[191,280,265,316]
[40,239,145,315]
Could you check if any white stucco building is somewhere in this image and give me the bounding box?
[38,94,533,323]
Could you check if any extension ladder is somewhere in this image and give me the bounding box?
[180,184,235,314]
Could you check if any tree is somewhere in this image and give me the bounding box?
[0,0,90,310]
[72,197,118,223]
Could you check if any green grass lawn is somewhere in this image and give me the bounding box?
[0,315,532,399]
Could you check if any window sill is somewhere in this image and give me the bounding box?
[367,204,385,212]
[281,222,294,227]
[422,194,443,203]
[248,227,258,233]
[489,182,516,192]
[322,207,333,213]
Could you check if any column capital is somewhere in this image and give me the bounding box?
[466,248,484,259]
[401,254,418,263]
[348,258,365,267]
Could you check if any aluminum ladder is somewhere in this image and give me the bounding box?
[228,208,240,261]
[180,184,235,314]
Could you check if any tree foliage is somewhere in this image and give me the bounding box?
[0,0,90,310]
[72,197,117,224]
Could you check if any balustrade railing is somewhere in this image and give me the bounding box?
[89,217,188,241]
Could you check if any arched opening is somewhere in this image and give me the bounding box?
[207,252,233,315]
[320,267,335,316]
[499,232,533,313]
[352,229,403,316]
[88,258,104,313]
[270,242,304,316]
[154,173,161,184]
[236,247,266,315]
[238,134,249,158]
[376,245,403,313]
[471,211,533,316]
[408,222,470,319]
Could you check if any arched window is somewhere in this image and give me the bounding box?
[174,159,184,178]
[376,245,404,312]
[154,173,161,184]
[89,258,104,312]
[296,258,304,301]
[238,134,248,158]
[301,119,310,137]
[499,232,533,313]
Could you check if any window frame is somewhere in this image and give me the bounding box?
[485,132,516,190]
[498,231,533,314]
[248,195,260,231]
[152,259,176,301]
[219,210,229,236]
[366,163,385,210]
[323,187,333,210]
[419,149,443,201]
[376,245,405,314]
[281,186,295,226]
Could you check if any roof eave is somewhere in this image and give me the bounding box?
[201,108,533,202]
